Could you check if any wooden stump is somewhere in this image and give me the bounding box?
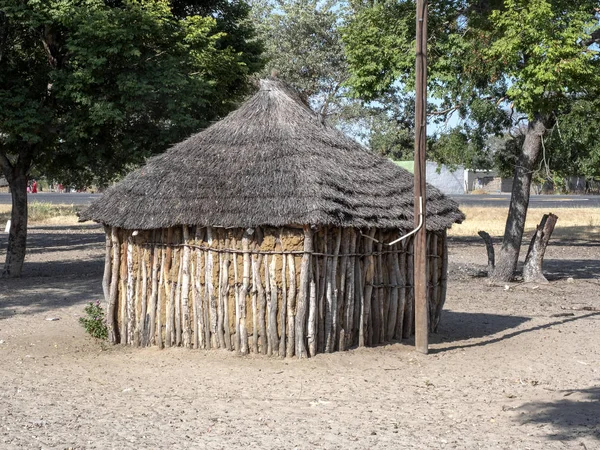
[523,213,558,283]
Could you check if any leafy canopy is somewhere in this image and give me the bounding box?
[0,0,263,186]
[343,0,600,178]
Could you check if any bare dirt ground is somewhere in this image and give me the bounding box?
[0,224,599,449]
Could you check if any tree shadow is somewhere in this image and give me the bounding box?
[0,275,101,319]
[0,224,105,318]
[431,311,531,345]
[0,225,104,257]
[431,311,600,353]
[543,259,600,280]
[516,387,600,441]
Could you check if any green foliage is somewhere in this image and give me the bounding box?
[79,301,108,341]
[250,0,415,157]
[0,0,263,186]
[343,0,600,175]
[544,99,600,179]
[250,0,348,118]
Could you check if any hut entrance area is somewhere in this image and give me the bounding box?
[105,225,447,357]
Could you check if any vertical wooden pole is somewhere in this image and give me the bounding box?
[240,231,250,354]
[414,0,429,354]
[181,227,192,348]
[107,227,120,344]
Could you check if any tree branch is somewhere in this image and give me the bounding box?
[583,28,600,47]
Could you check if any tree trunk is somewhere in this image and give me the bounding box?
[2,169,28,278]
[491,116,550,282]
[523,213,558,283]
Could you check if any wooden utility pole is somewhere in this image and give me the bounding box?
[414,0,428,354]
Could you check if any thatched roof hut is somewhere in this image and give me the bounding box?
[81,78,463,357]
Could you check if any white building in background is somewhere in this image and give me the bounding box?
[393,161,516,195]
[394,161,467,195]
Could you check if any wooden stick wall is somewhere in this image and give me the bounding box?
[103,225,448,357]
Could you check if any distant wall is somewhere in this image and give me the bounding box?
[394,161,466,195]
[464,169,513,193]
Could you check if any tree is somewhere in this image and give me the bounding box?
[0,0,263,277]
[250,0,349,121]
[343,0,600,280]
[249,0,416,159]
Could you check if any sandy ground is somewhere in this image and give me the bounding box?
[0,224,599,449]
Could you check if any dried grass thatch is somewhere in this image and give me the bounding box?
[80,78,464,231]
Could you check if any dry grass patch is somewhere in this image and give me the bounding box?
[450,206,600,240]
[0,202,81,226]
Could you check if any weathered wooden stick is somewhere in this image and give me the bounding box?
[164,228,173,347]
[216,248,226,349]
[402,238,415,339]
[337,229,349,351]
[102,226,112,306]
[232,238,241,352]
[133,246,142,346]
[206,227,217,348]
[430,233,439,331]
[352,235,362,347]
[119,241,127,344]
[268,247,279,356]
[239,231,250,354]
[355,249,364,347]
[164,231,174,347]
[433,231,447,332]
[376,231,385,344]
[138,248,148,346]
[250,253,259,354]
[107,227,120,344]
[307,276,317,357]
[174,245,184,347]
[126,235,135,345]
[361,229,376,347]
[317,231,328,353]
[181,226,192,348]
[222,239,232,351]
[325,228,341,352]
[167,247,180,347]
[386,244,399,341]
[147,237,160,346]
[191,228,201,349]
[194,227,206,349]
[285,253,296,358]
[264,253,272,354]
[255,251,267,355]
[343,228,356,349]
[394,242,406,340]
[279,242,287,357]
[296,226,313,358]
[156,234,167,349]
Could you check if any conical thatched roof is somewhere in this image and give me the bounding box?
[80,78,464,231]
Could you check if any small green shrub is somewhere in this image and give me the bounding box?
[79,300,108,341]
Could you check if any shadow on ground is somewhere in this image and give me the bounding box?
[0,224,104,318]
[432,311,531,345]
[543,259,600,280]
[0,224,104,257]
[516,387,600,441]
[432,311,600,353]
[0,277,101,319]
